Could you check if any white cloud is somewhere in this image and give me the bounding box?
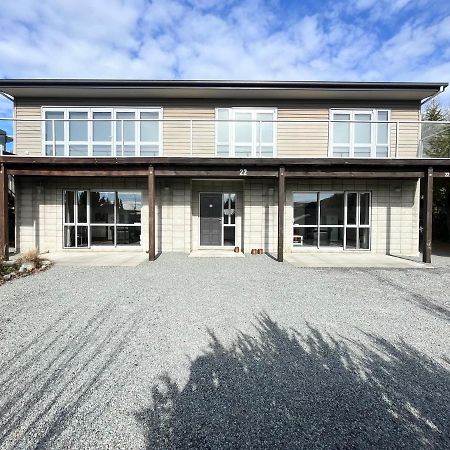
[0,0,448,113]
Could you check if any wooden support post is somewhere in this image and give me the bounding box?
[277,166,285,262]
[422,167,433,263]
[0,164,9,261]
[148,165,156,261]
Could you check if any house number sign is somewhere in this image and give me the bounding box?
[239,169,248,176]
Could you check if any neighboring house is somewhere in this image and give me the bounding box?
[0,79,449,263]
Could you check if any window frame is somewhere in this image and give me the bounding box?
[42,106,163,157]
[328,109,391,158]
[62,189,142,248]
[292,190,371,250]
[215,107,277,158]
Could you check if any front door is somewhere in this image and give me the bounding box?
[200,193,223,246]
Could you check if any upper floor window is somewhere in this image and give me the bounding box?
[43,107,162,157]
[330,109,390,158]
[216,108,277,157]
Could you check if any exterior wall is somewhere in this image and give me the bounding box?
[285,179,420,255]
[15,176,419,258]
[14,98,420,159]
[157,179,191,253]
[15,177,149,253]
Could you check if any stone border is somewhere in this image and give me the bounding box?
[0,260,53,285]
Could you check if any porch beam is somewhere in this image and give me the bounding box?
[0,164,9,261]
[9,169,149,177]
[433,172,450,178]
[148,165,156,261]
[285,171,424,178]
[155,169,278,178]
[422,167,433,263]
[277,166,285,262]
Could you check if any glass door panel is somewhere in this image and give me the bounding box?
[344,192,371,250]
[234,112,252,157]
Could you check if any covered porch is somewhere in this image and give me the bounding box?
[1,156,449,264]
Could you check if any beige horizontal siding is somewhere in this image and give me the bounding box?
[13,98,421,158]
[391,109,420,158]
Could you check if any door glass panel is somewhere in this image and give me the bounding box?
[140,145,159,156]
[116,226,141,245]
[235,146,252,157]
[45,111,64,141]
[69,112,88,141]
[217,145,230,157]
[333,147,350,157]
[354,147,371,157]
[69,145,88,156]
[359,228,370,249]
[77,226,89,247]
[93,112,111,142]
[90,191,115,224]
[223,193,230,224]
[116,112,135,141]
[333,114,350,144]
[345,228,357,249]
[319,227,344,247]
[64,191,75,223]
[257,113,273,144]
[360,193,370,225]
[377,111,389,144]
[376,146,388,157]
[346,193,357,225]
[293,193,317,225]
[320,192,344,225]
[293,227,318,247]
[140,112,159,142]
[77,191,88,223]
[235,112,252,142]
[355,114,371,144]
[64,226,75,247]
[91,226,114,245]
[93,145,112,156]
[223,226,235,246]
[217,109,230,142]
[117,192,142,224]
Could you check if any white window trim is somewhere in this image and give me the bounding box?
[42,106,163,157]
[215,107,277,158]
[328,109,391,158]
[63,189,143,248]
[292,191,372,251]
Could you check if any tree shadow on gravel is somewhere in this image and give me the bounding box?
[137,314,450,450]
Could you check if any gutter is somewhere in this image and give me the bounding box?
[421,85,446,108]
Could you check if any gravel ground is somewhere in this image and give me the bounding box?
[0,254,449,449]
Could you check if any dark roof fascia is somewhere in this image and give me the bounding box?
[0,79,447,91]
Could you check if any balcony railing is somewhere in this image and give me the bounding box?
[1,118,450,158]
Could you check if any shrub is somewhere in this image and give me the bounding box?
[17,247,43,268]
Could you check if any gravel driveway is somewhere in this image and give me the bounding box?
[0,254,449,449]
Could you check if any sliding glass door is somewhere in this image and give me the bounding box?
[293,191,371,250]
[63,190,142,248]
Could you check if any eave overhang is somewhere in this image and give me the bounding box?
[0,79,447,102]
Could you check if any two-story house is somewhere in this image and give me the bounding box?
[0,80,449,264]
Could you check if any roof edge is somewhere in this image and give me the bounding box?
[0,79,447,90]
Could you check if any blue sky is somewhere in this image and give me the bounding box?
[0,0,450,118]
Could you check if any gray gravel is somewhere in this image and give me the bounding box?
[0,254,449,449]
